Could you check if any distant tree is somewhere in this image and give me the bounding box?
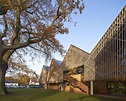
[7,61,38,77]
[6,62,38,85]
[0,0,84,95]
[5,76,14,81]
[15,74,30,85]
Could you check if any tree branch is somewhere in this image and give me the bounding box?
[1,14,8,38]
[10,8,21,45]
[29,45,47,55]
[4,38,42,51]
[51,6,61,26]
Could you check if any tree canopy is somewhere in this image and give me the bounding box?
[0,0,84,61]
[0,0,84,95]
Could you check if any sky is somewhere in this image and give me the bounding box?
[2,0,126,75]
[27,0,126,75]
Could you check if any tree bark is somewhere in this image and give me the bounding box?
[0,35,8,95]
[0,61,8,95]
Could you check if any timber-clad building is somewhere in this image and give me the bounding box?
[60,45,89,94]
[40,5,126,96]
[40,65,49,89]
[84,5,126,95]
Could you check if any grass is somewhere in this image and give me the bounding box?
[0,88,124,101]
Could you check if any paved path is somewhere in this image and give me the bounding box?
[95,94,126,101]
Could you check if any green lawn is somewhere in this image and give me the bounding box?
[0,88,124,101]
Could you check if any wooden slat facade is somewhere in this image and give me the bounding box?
[60,45,89,93]
[84,5,126,81]
[47,59,62,83]
[40,5,126,95]
[61,45,89,71]
[40,65,49,89]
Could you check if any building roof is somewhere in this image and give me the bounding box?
[30,77,38,83]
[60,44,89,71]
[70,44,89,55]
[43,65,49,71]
[62,44,90,63]
[54,59,62,66]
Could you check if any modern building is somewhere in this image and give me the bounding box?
[84,5,126,96]
[40,59,62,90]
[47,59,62,90]
[60,45,89,94]
[40,65,49,89]
[40,5,126,96]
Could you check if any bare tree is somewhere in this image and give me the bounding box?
[0,0,84,95]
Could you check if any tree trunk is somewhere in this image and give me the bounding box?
[0,61,8,95]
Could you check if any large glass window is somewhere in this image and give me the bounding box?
[107,81,126,96]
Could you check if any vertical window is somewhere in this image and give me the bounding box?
[121,48,126,66]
